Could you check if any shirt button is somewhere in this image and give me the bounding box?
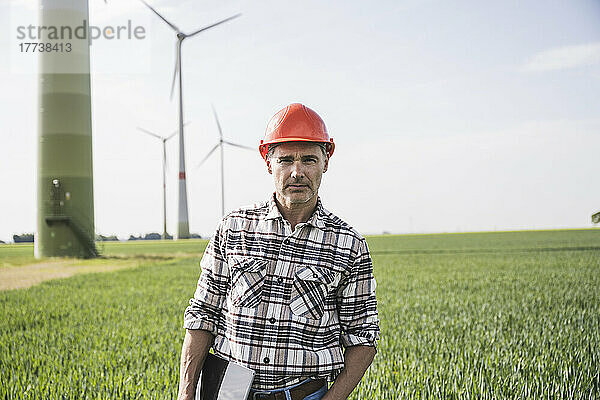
[277,277,283,284]
[313,273,318,278]
[269,317,276,324]
[263,357,270,364]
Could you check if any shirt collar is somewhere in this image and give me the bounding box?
[265,194,282,220]
[265,193,326,230]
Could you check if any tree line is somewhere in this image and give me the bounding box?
[6,232,202,243]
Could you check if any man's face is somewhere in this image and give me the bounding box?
[267,142,329,207]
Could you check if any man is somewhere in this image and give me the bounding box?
[178,103,380,400]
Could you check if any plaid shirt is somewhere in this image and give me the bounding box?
[184,195,380,390]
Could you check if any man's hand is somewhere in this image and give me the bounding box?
[177,329,214,400]
[322,345,376,400]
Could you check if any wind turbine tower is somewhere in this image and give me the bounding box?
[196,105,254,216]
[137,126,179,239]
[141,1,241,239]
[36,0,96,258]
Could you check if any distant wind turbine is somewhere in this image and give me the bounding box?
[140,0,241,239]
[138,125,186,239]
[196,105,254,217]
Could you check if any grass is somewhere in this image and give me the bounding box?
[98,239,208,257]
[366,229,600,252]
[0,258,193,399]
[0,239,209,268]
[0,244,42,268]
[362,249,600,399]
[0,229,599,399]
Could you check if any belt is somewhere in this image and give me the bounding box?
[250,379,326,400]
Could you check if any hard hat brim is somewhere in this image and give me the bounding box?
[259,137,334,160]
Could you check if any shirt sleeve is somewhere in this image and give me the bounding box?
[337,236,380,350]
[183,221,229,336]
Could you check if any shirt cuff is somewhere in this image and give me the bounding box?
[341,332,379,351]
[183,317,217,336]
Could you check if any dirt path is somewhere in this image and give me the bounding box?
[0,260,136,291]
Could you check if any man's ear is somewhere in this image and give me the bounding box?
[323,156,329,173]
[266,159,272,175]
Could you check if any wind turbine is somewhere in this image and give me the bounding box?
[140,0,241,239]
[137,124,187,239]
[196,105,254,217]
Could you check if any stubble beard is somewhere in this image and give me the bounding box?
[277,183,317,207]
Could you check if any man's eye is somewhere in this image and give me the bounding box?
[304,159,317,164]
[279,159,292,164]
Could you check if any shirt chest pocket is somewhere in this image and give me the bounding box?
[228,257,267,308]
[289,265,335,320]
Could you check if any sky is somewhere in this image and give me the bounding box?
[0,0,599,242]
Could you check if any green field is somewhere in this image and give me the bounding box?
[1,230,599,399]
[0,240,209,268]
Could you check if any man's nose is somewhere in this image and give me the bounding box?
[290,162,304,179]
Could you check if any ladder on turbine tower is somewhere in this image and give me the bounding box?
[44,179,99,258]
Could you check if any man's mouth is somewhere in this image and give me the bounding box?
[287,184,308,189]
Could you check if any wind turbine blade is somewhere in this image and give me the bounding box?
[211,104,223,140]
[167,129,178,141]
[170,44,179,101]
[140,0,180,32]
[186,13,242,38]
[223,140,255,151]
[167,122,189,141]
[137,127,163,140]
[195,143,220,169]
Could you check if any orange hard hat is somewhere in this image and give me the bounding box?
[259,103,335,160]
